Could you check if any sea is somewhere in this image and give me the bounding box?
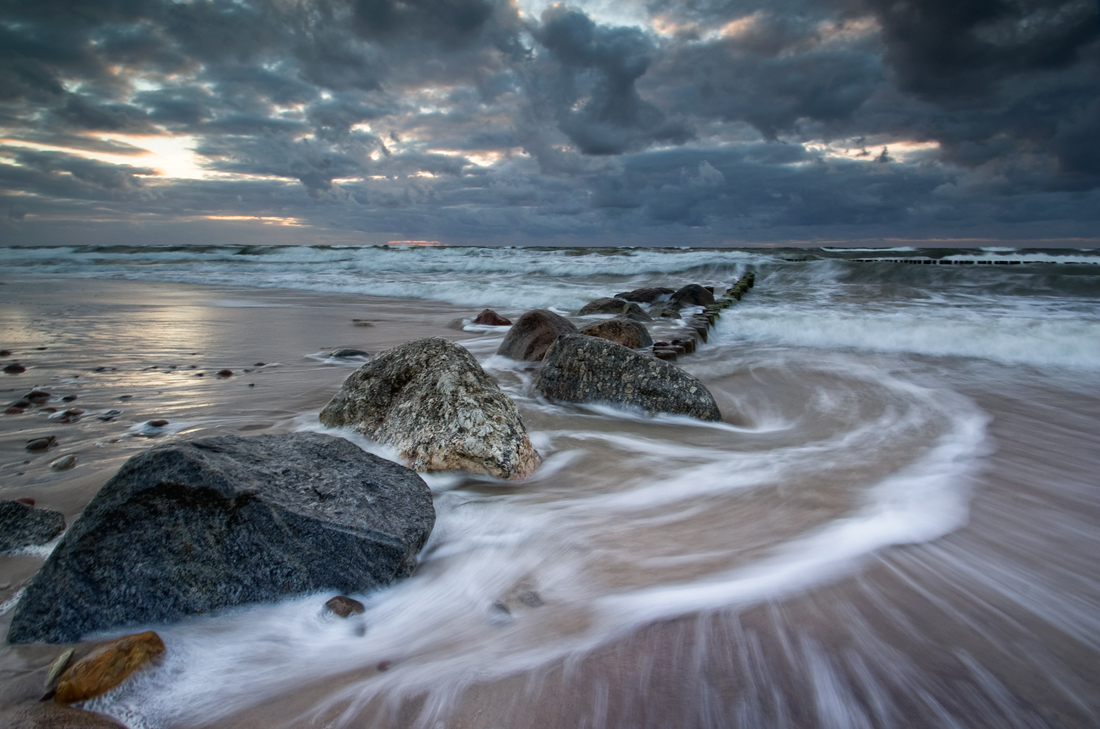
[1,244,1098,728]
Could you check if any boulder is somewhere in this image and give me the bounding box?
[472,309,512,326]
[6,432,434,644]
[580,317,653,349]
[614,287,674,303]
[320,337,540,480]
[535,335,722,421]
[670,284,715,308]
[576,298,651,321]
[54,631,165,704]
[0,500,65,552]
[496,309,578,362]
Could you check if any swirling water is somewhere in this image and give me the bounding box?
[1,245,1099,728]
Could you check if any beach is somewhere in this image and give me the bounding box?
[1,247,1099,728]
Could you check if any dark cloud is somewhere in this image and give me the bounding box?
[0,0,1097,245]
[531,7,692,155]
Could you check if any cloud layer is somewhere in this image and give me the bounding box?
[2,0,1098,246]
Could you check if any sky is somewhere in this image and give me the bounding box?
[1,0,1098,248]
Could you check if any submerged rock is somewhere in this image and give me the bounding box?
[580,317,654,349]
[320,337,540,480]
[496,309,578,362]
[576,297,651,321]
[7,432,434,644]
[332,348,369,358]
[54,631,165,704]
[0,500,66,552]
[615,287,674,303]
[535,335,722,421]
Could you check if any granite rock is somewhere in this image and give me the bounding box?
[496,309,578,362]
[536,335,721,421]
[7,432,434,643]
[0,500,65,552]
[320,337,540,480]
[579,317,654,349]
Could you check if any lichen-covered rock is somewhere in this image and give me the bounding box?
[580,317,653,349]
[54,631,165,704]
[7,432,434,644]
[0,500,65,552]
[496,309,578,362]
[320,337,540,480]
[576,297,651,321]
[536,335,721,421]
[615,287,674,303]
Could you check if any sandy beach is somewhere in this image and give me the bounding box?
[2,275,1099,728]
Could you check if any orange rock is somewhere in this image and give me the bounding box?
[54,631,165,704]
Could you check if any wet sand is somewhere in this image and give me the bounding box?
[2,278,1099,728]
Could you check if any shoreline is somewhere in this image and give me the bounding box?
[1,277,1099,728]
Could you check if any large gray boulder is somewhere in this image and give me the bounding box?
[536,335,722,421]
[0,500,65,552]
[496,309,578,362]
[7,432,434,644]
[320,337,540,480]
[580,317,653,349]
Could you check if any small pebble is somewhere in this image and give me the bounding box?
[45,648,75,690]
[217,369,233,377]
[324,595,366,618]
[5,406,25,414]
[4,363,26,374]
[118,395,132,400]
[35,346,48,350]
[61,395,77,402]
[50,454,77,471]
[147,420,169,427]
[195,372,204,377]
[377,660,392,671]
[97,410,123,421]
[248,383,255,387]
[11,400,31,408]
[26,390,51,402]
[0,349,10,356]
[254,362,265,367]
[16,497,35,506]
[26,436,57,452]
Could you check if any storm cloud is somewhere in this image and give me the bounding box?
[1,0,1097,246]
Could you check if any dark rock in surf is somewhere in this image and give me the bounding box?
[4,363,26,374]
[670,284,715,308]
[496,309,578,362]
[615,287,674,304]
[6,432,435,644]
[580,317,653,349]
[536,335,721,422]
[0,500,66,552]
[53,631,165,704]
[472,309,512,326]
[320,338,540,480]
[332,348,369,358]
[576,298,651,322]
